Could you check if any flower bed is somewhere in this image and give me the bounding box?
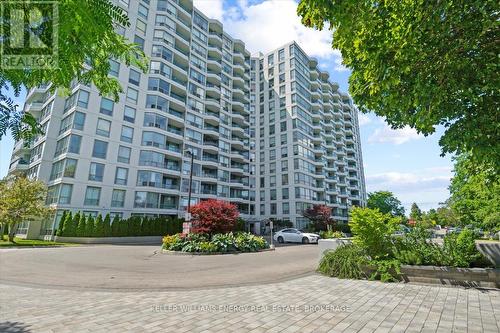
[162,232,269,254]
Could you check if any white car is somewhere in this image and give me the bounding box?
[273,228,320,244]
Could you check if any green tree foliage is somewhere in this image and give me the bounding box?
[367,191,405,217]
[0,177,52,242]
[56,211,67,236]
[103,214,111,237]
[93,214,104,237]
[0,0,148,141]
[64,212,79,237]
[111,215,120,237]
[76,214,86,237]
[298,0,499,170]
[85,216,95,237]
[449,154,499,229]
[350,207,399,260]
[410,203,422,221]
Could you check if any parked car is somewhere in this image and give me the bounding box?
[273,228,320,244]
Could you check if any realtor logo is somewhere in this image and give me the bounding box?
[0,1,58,69]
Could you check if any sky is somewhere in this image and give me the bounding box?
[0,0,455,213]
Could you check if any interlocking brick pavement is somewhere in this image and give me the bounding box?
[0,275,499,332]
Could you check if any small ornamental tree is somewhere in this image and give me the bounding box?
[56,211,68,236]
[302,204,333,231]
[85,216,95,237]
[65,212,80,237]
[94,214,104,237]
[103,214,111,237]
[190,199,239,235]
[111,215,120,237]
[76,214,86,237]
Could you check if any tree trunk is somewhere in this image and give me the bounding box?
[0,223,4,242]
[8,222,17,243]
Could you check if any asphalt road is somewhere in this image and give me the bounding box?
[0,244,318,291]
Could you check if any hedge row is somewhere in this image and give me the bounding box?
[56,211,183,237]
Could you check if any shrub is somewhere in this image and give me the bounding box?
[319,230,344,239]
[190,199,239,235]
[394,227,446,266]
[443,229,483,267]
[103,214,111,237]
[58,211,72,237]
[368,259,402,282]
[350,207,399,259]
[302,204,334,231]
[76,214,86,237]
[85,216,94,237]
[56,211,67,236]
[162,232,268,253]
[318,244,368,279]
[93,214,104,237]
[234,218,246,232]
[111,215,120,237]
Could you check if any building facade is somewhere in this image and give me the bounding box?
[251,43,366,229]
[7,0,365,238]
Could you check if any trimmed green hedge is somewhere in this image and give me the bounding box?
[56,212,182,237]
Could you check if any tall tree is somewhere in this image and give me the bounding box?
[0,0,148,141]
[302,204,333,231]
[367,191,405,217]
[298,0,499,170]
[0,177,52,242]
[449,153,499,229]
[410,203,423,221]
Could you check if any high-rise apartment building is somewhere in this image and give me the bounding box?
[7,0,365,238]
[251,43,366,228]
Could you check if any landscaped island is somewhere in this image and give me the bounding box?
[162,199,269,254]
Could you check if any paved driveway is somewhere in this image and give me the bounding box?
[1,245,499,332]
[0,244,318,290]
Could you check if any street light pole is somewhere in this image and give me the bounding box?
[183,149,194,234]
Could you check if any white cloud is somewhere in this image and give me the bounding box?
[368,125,423,145]
[194,0,343,64]
[193,0,224,21]
[358,113,371,126]
[365,168,453,212]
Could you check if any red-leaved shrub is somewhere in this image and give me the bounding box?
[190,199,239,234]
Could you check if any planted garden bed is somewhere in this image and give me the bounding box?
[162,232,269,254]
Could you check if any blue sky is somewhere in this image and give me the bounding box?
[0,0,454,213]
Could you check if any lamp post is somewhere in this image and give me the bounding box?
[183,149,194,233]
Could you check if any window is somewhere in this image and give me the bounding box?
[123,106,136,123]
[136,19,147,34]
[282,188,289,200]
[68,135,81,154]
[146,94,168,111]
[96,118,111,137]
[278,48,285,61]
[270,189,276,200]
[134,35,145,50]
[88,162,105,181]
[115,167,128,185]
[100,98,114,116]
[282,174,289,185]
[92,140,108,159]
[59,184,73,204]
[282,202,289,214]
[138,4,148,19]
[111,190,126,207]
[148,77,170,94]
[49,160,64,181]
[121,126,134,143]
[126,87,138,104]
[117,145,131,163]
[109,60,120,77]
[268,54,274,66]
[84,186,101,206]
[281,146,288,157]
[129,69,141,86]
[73,112,85,130]
[64,159,77,177]
[77,90,90,108]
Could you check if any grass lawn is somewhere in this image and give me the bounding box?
[0,236,78,248]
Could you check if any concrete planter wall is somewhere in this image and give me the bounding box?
[54,236,162,244]
[475,240,500,268]
[401,265,500,289]
[318,238,353,261]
